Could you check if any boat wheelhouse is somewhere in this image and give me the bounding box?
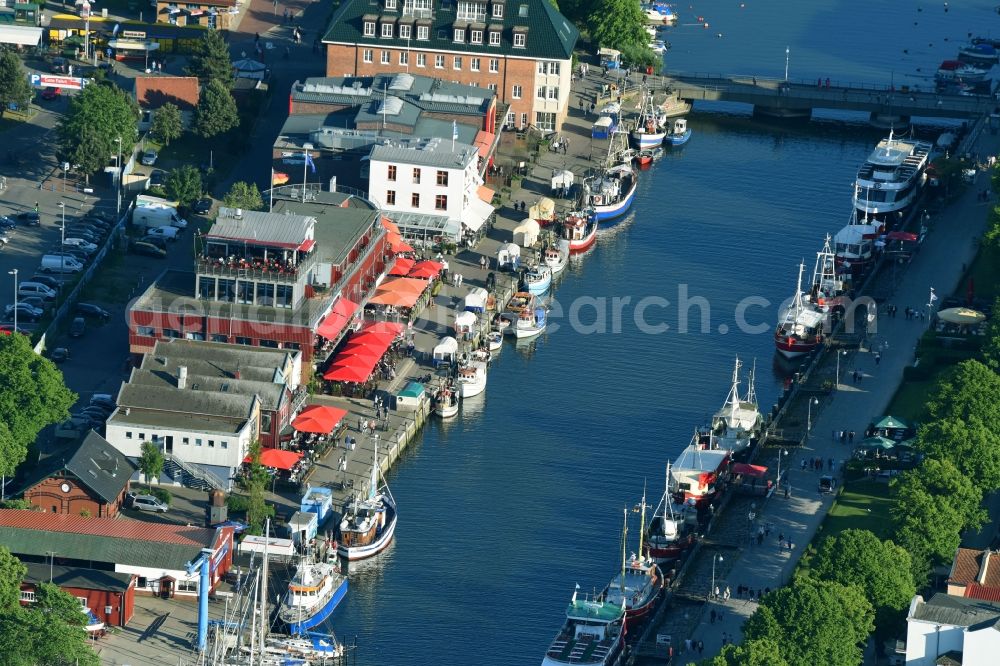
[338,440,397,561]
[562,213,598,252]
[278,559,349,634]
[670,441,730,506]
[833,221,879,274]
[853,133,932,219]
[542,591,625,666]
[709,358,761,453]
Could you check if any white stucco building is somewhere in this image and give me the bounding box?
[905,593,1000,665]
[367,136,494,246]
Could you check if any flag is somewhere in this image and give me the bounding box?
[929,287,938,303]
[452,120,458,141]
[305,152,317,174]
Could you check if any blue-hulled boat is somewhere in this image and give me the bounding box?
[278,558,349,634]
[584,163,637,223]
[523,266,553,295]
[664,118,692,146]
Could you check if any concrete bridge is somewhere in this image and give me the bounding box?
[663,71,997,124]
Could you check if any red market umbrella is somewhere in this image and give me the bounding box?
[244,448,303,470]
[323,362,374,383]
[408,260,443,279]
[291,405,348,434]
[389,237,415,254]
[388,257,415,276]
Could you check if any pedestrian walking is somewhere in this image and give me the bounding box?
[801,459,807,471]
[840,430,846,444]
[724,585,731,601]
[784,485,790,499]
[697,640,704,655]
[710,609,716,624]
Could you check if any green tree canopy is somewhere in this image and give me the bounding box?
[244,440,274,535]
[187,30,233,87]
[809,529,915,630]
[139,441,164,486]
[0,545,26,612]
[34,582,86,628]
[701,638,788,666]
[223,181,265,211]
[0,51,34,115]
[151,102,183,146]
[743,576,874,666]
[194,79,239,139]
[0,334,76,478]
[58,83,139,183]
[165,165,203,206]
[589,0,649,51]
[982,296,1000,371]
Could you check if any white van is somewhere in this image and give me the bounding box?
[18,282,58,300]
[146,226,180,241]
[40,255,83,274]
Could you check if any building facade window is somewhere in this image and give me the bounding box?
[535,112,556,131]
[505,110,514,127]
[471,57,480,71]
[363,48,373,63]
[198,276,215,299]
[399,51,409,65]
[163,328,181,338]
[520,112,528,128]
[125,431,133,439]
[518,3,528,16]
[492,2,503,18]
[237,281,253,304]
[235,336,252,345]
[20,591,35,603]
[276,284,293,308]
[381,22,394,37]
[547,86,559,99]
[217,278,235,302]
[413,167,421,183]
[436,170,449,186]
[453,27,464,42]
[453,56,462,69]
[470,30,483,44]
[385,0,396,9]
[211,334,228,342]
[487,83,497,91]
[457,0,486,21]
[136,326,154,336]
[537,61,560,76]
[386,190,397,205]
[256,282,274,306]
[435,194,448,210]
[536,86,545,99]
[489,58,499,72]
[411,192,420,207]
[512,84,522,98]
[387,165,397,181]
[435,54,445,68]
[489,30,500,45]
[417,24,429,39]
[364,20,376,36]
[381,50,391,64]
[513,32,525,48]
[398,23,411,38]
[260,339,279,348]
[416,52,426,67]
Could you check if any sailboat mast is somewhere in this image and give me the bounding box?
[638,483,647,561]
[664,463,670,522]
[369,438,380,502]
[793,262,805,316]
[259,518,270,660]
[620,507,628,590]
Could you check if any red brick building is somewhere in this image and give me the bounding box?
[20,562,136,629]
[21,432,135,518]
[128,189,389,383]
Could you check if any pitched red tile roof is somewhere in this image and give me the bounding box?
[134,76,200,111]
[0,508,213,546]
[948,548,1000,592]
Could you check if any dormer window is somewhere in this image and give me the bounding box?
[470,29,483,44]
[517,3,527,17]
[381,21,394,37]
[453,27,465,42]
[363,18,377,36]
[512,28,526,48]
[416,23,430,39]
[399,23,412,38]
[488,27,501,45]
[385,0,397,9]
[491,1,503,18]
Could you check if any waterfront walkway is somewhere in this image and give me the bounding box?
[678,130,1000,662]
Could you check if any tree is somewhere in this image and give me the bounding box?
[703,638,788,666]
[743,576,874,666]
[892,458,986,584]
[223,181,265,211]
[0,51,33,116]
[165,165,203,206]
[0,334,76,478]
[0,545,26,612]
[139,441,164,487]
[58,83,139,184]
[244,439,274,535]
[151,102,183,146]
[588,0,649,51]
[187,30,234,87]
[34,582,85,628]
[194,78,239,139]
[809,529,915,630]
[982,296,1000,371]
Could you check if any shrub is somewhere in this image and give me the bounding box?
[150,488,172,505]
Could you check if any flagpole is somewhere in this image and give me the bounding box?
[269,168,274,212]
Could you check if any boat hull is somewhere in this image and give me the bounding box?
[666,130,692,146]
[526,276,552,295]
[514,323,546,339]
[567,225,598,252]
[774,332,822,358]
[282,578,349,635]
[593,179,637,223]
[338,505,397,561]
[630,131,665,149]
[435,401,459,418]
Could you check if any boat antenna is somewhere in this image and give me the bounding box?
[728,357,742,421]
[620,506,628,594]
[793,262,806,317]
[259,518,270,658]
[637,481,648,563]
[746,359,757,406]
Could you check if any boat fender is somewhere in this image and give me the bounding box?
[787,336,794,346]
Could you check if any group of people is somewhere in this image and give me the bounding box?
[832,430,857,444]
[801,456,836,471]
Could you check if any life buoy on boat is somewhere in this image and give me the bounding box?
[594,195,604,205]
[786,336,794,346]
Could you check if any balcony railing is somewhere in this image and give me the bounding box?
[196,250,318,285]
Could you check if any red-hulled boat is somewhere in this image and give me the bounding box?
[601,499,663,632]
[562,212,597,253]
[670,433,730,507]
[774,262,828,358]
[644,464,697,565]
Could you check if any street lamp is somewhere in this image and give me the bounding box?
[46,551,56,583]
[116,137,123,219]
[835,349,848,389]
[784,46,790,82]
[58,202,66,275]
[776,448,788,489]
[8,268,17,337]
[807,397,819,441]
[710,553,723,600]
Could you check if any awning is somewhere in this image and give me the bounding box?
[245,448,303,470]
[381,217,400,234]
[323,362,373,383]
[0,25,42,47]
[474,130,495,159]
[368,289,422,307]
[291,405,348,434]
[298,239,315,252]
[408,260,442,279]
[732,463,768,477]
[477,185,495,204]
[388,256,415,276]
[108,39,161,51]
[315,297,359,340]
[378,276,429,294]
[322,322,404,382]
[464,196,494,233]
[389,237,414,254]
[887,231,918,242]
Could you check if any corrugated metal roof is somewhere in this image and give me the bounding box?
[370,138,477,170]
[208,208,314,248]
[911,593,1000,627]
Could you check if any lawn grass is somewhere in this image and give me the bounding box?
[885,369,947,423]
[964,240,1000,305]
[79,250,138,305]
[821,479,896,541]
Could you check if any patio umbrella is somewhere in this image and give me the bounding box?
[244,448,303,470]
[291,405,348,434]
[408,260,443,279]
[388,257,415,276]
[323,362,373,383]
[937,307,986,325]
[382,218,400,234]
[378,277,429,294]
[859,436,896,450]
[389,237,415,254]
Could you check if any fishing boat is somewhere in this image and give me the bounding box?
[774,262,828,358]
[833,212,879,276]
[936,59,991,84]
[541,588,625,666]
[502,292,537,322]
[523,266,553,295]
[852,131,932,220]
[487,330,503,351]
[278,557,349,634]
[543,243,568,275]
[645,464,696,564]
[664,118,691,146]
[709,358,761,454]
[514,307,547,339]
[562,212,598,252]
[630,92,666,149]
[601,499,663,631]
[959,41,1000,65]
[455,358,488,398]
[433,384,459,418]
[634,150,654,168]
[670,435,730,506]
[338,439,398,561]
[584,130,638,223]
[811,233,849,309]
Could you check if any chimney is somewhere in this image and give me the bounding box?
[978,549,992,585]
[177,366,188,390]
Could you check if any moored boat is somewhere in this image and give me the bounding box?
[514,307,547,339]
[541,588,625,666]
[833,214,880,275]
[584,163,638,223]
[936,59,991,84]
[523,266,553,295]
[664,118,691,146]
[455,359,488,398]
[852,132,932,220]
[601,499,663,632]
[645,464,696,564]
[338,440,397,561]
[278,557,349,634]
[433,384,459,418]
[670,437,730,507]
[261,632,345,661]
[562,213,598,253]
[543,243,568,275]
[774,262,828,358]
[709,357,761,454]
[630,92,667,149]
[812,233,850,309]
[487,330,503,351]
[959,41,1000,65]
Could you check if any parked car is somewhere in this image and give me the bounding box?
[139,235,168,250]
[80,405,110,420]
[140,150,158,166]
[0,324,29,335]
[55,417,90,440]
[145,226,179,241]
[818,475,837,494]
[126,493,168,512]
[18,282,57,301]
[0,216,16,231]
[192,198,213,215]
[29,275,65,291]
[89,394,116,411]
[4,303,44,321]
[19,296,50,312]
[129,240,167,258]
[62,238,97,253]
[81,217,113,231]
[17,211,39,226]
[49,347,70,363]
[40,87,61,101]
[68,413,104,431]
[50,57,68,73]
[47,248,89,263]
[69,316,86,337]
[75,303,110,321]
[149,170,166,188]
[64,228,101,244]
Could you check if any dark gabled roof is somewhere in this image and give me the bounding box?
[22,432,135,505]
[322,0,578,60]
[22,562,133,592]
[911,593,1000,628]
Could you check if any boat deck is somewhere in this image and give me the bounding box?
[547,632,614,664]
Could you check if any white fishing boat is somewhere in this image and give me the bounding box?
[645,463,696,564]
[455,359,488,398]
[709,358,761,453]
[541,588,625,666]
[562,212,598,252]
[630,91,667,149]
[853,131,932,219]
[584,131,638,224]
[664,118,691,146]
[434,384,459,418]
[544,243,568,275]
[834,208,879,275]
[278,557,349,634]
[670,436,730,507]
[811,233,849,309]
[524,266,553,295]
[338,439,398,561]
[514,307,547,339]
[774,262,827,358]
[261,633,345,661]
[487,330,504,351]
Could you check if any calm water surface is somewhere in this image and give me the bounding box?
[325,2,996,663]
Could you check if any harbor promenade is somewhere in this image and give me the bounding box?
[672,130,1000,662]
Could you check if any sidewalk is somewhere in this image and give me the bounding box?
[683,128,1000,660]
